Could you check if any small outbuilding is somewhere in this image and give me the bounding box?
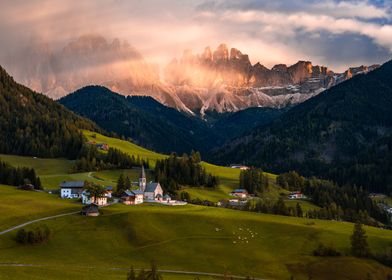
[81,203,100,216]
[230,189,249,198]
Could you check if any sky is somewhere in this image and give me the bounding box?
[0,0,392,72]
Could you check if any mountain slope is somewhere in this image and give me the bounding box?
[59,86,284,154]
[0,65,99,158]
[213,60,392,193]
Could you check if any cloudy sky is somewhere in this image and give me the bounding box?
[0,0,392,72]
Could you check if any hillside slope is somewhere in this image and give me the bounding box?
[59,86,284,154]
[0,66,99,158]
[214,60,392,193]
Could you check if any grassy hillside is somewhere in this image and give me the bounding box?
[1,201,392,279]
[0,185,79,230]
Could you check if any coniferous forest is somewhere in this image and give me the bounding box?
[155,152,219,193]
[0,66,99,158]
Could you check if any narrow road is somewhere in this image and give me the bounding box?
[0,263,267,279]
[0,211,79,236]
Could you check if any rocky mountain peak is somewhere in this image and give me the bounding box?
[213,44,229,61]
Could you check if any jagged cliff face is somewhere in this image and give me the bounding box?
[4,35,162,99]
[4,37,379,114]
[163,43,379,113]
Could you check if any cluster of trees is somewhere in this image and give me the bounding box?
[313,243,341,257]
[0,160,41,189]
[243,198,303,217]
[15,226,50,245]
[116,174,133,195]
[276,171,388,225]
[239,168,269,194]
[0,65,98,159]
[126,262,163,280]
[155,152,219,193]
[73,145,149,172]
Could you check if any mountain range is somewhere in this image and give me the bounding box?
[2,34,378,114]
[213,59,392,193]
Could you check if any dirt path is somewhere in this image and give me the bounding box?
[0,211,79,236]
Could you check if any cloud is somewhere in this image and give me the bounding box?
[0,0,391,74]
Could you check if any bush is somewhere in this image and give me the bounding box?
[313,243,341,257]
[15,226,51,245]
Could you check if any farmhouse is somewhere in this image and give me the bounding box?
[60,181,84,198]
[81,203,100,216]
[81,186,113,206]
[230,189,249,198]
[122,190,144,205]
[230,164,250,170]
[288,191,306,199]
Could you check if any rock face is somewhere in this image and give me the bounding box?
[4,37,379,114]
[163,45,379,113]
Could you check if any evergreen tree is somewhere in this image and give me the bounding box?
[117,174,126,194]
[351,223,370,257]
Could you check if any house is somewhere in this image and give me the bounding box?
[60,181,85,198]
[121,190,144,205]
[105,186,113,198]
[230,164,250,170]
[230,189,249,198]
[81,203,100,216]
[81,186,114,205]
[288,191,305,199]
[96,143,109,151]
[163,194,171,203]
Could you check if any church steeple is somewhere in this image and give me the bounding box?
[139,165,146,191]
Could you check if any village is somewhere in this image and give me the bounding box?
[59,166,186,216]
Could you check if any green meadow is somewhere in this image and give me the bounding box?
[1,199,392,280]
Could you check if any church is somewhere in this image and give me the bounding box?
[121,166,166,204]
[138,165,165,201]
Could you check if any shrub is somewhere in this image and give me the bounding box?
[313,243,341,257]
[15,226,51,245]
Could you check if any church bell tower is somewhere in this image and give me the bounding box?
[139,165,146,192]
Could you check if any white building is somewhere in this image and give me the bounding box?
[60,181,84,199]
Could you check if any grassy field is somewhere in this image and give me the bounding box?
[0,185,79,231]
[82,130,166,166]
[1,200,392,280]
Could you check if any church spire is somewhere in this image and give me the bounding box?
[139,165,146,192]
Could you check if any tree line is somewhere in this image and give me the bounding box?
[155,152,219,193]
[73,145,149,172]
[276,171,389,225]
[0,160,41,189]
[239,168,269,194]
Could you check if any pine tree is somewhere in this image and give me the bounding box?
[351,222,370,257]
[117,174,125,194]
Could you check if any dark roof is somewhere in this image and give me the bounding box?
[123,190,135,197]
[140,165,146,179]
[132,190,144,195]
[145,183,160,192]
[232,189,248,193]
[81,203,99,214]
[106,186,113,191]
[60,181,84,188]
[163,194,171,199]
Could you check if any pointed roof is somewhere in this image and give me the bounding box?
[140,165,146,179]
